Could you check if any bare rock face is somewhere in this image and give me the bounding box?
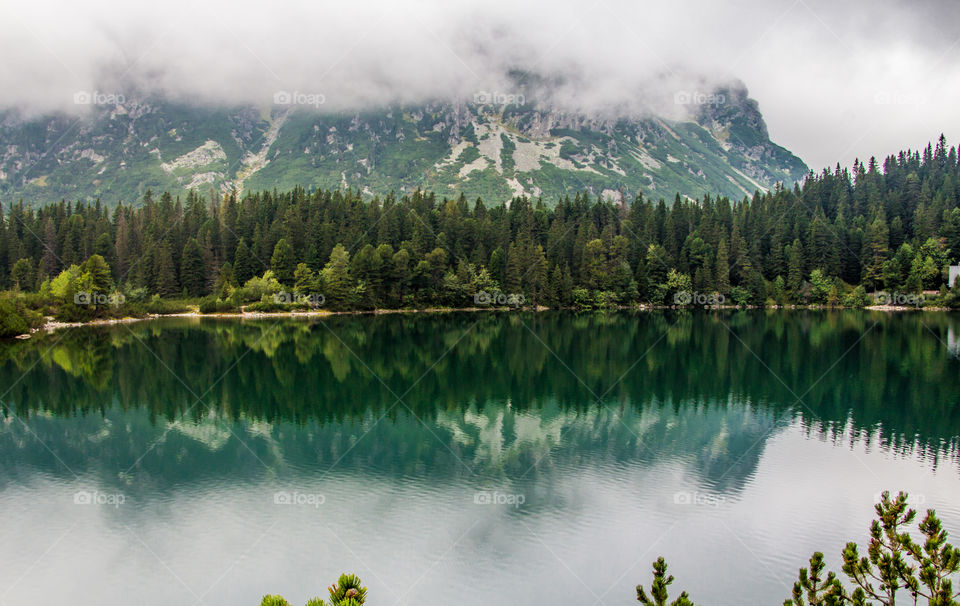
[0,83,806,207]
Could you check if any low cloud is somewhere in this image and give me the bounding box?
[1,0,958,170]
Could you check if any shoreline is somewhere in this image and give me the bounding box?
[20,303,951,339]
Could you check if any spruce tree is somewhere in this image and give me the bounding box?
[154,244,180,297]
[787,239,805,301]
[180,238,206,296]
[271,238,296,286]
[715,238,730,295]
[83,254,113,293]
[234,239,256,285]
[11,257,33,291]
[351,244,383,307]
[321,244,359,310]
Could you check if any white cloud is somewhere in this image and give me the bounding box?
[1,0,957,171]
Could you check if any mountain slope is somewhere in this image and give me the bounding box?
[0,84,806,206]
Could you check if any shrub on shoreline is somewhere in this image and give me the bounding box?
[198,295,239,314]
[0,296,43,338]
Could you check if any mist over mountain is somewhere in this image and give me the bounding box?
[4,0,959,171]
[0,73,807,206]
[4,0,957,205]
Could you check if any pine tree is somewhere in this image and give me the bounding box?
[114,207,132,281]
[293,263,317,295]
[41,218,59,278]
[83,254,113,293]
[214,262,236,299]
[787,239,805,301]
[154,244,180,297]
[271,238,296,286]
[321,244,359,310]
[583,238,607,291]
[11,257,33,291]
[351,244,383,307]
[390,248,412,306]
[729,223,752,285]
[489,247,506,286]
[715,238,730,295]
[547,264,563,307]
[636,557,696,606]
[504,242,523,294]
[559,263,574,306]
[180,238,206,296]
[234,239,256,285]
[862,214,890,290]
[906,252,924,293]
[94,233,114,270]
[527,243,550,305]
[785,492,960,606]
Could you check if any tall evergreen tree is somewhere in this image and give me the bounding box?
[180,238,206,296]
[715,238,730,295]
[154,244,180,297]
[321,244,359,310]
[270,238,296,286]
[787,239,805,301]
[83,254,113,293]
[234,239,256,285]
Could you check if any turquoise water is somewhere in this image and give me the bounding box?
[0,311,959,605]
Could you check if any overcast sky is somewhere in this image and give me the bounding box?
[1,0,958,171]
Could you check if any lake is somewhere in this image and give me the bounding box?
[1,311,959,605]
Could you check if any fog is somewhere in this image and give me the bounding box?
[2,0,959,169]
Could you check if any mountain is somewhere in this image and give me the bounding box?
[0,82,807,207]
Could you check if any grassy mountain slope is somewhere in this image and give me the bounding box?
[0,84,806,207]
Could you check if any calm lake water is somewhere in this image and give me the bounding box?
[1,311,960,605]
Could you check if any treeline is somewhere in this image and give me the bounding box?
[3,136,960,311]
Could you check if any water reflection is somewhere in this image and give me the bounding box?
[2,311,960,606]
[1,311,958,485]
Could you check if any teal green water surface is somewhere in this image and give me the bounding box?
[1,311,959,605]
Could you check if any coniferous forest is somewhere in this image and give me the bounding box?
[2,137,960,333]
